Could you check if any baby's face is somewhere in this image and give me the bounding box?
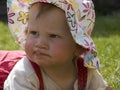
[25,3,78,68]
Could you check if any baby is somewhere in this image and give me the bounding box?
[4,0,113,90]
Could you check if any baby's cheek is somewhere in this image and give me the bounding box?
[24,42,29,53]
[51,44,69,57]
[25,43,28,50]
[24,40,33,52]
[24,41,34,59]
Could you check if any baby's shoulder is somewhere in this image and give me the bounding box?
[86,69,108,89]
[87,69,100,78]
[9,57,35,77]
[4,57,39,89]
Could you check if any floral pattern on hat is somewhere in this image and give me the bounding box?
[7,0,100,69]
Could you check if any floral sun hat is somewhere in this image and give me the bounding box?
[7,0,100,69]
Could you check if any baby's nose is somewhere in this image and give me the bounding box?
[35,37,49,49]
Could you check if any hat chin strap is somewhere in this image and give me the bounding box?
[30,57,88,90]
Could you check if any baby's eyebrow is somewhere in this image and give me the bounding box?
[28,27,38,31]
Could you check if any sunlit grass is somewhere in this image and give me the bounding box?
[92,13,120,89]
[0,22,22,50]
[93,36,120,89]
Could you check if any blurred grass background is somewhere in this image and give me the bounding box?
[92,13,120,89]
[0,13,120,89]
[0,23,22,50]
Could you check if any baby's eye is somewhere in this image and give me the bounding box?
[49,34,60,38]
[29,31,39,37]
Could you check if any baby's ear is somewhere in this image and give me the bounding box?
[75,44,85,57]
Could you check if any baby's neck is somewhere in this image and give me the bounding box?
[42,62,77,90]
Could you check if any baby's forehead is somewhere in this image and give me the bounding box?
[28,4,69,31]
[30,2,55,8]
[30,3,60,13]
[29,3,64,19]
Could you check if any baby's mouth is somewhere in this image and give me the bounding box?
[35,52,50,58]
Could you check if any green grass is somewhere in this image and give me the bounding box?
[92,13,120,89]
[0,22,22,50]
[0,13,120,89]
